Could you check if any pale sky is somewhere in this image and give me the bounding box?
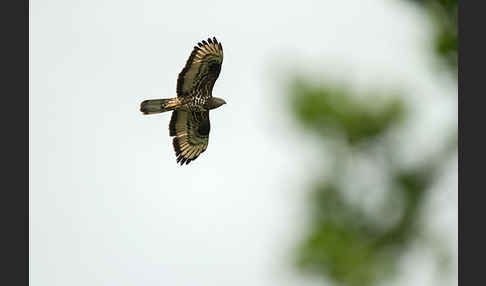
[30,0,457,285]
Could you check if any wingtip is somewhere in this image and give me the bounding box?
[196,37,222,49]
[180,157,187,165]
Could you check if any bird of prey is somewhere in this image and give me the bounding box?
[140,37,225,165]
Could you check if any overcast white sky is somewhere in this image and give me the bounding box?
[30,0,457,285]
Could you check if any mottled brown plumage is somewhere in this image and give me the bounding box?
[140,37,225,165]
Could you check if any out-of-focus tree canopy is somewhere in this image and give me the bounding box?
[287,1,457,286]
[409,0,458,73]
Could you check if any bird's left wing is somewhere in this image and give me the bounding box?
[169,110,210,165]
[176,37,223,97]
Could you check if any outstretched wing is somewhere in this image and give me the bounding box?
[169,110,210,165]
[176,37,223,97]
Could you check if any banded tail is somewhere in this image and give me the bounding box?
[140,98,180,115]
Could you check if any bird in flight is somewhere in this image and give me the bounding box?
[140,37,225,165]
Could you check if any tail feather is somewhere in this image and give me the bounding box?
[140,98,180,115]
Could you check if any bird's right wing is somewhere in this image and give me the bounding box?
[176,37,223,97]
[169,110,210,165]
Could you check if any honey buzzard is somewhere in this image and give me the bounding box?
[140,37,225,165]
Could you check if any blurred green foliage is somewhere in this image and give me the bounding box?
[288,1,457,285]
[289,80,454,285]
[290,80,405,145]
[409,0,458,73]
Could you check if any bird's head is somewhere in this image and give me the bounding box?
[206,97,227,110]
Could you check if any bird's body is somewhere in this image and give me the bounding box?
[140,37,225,165]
